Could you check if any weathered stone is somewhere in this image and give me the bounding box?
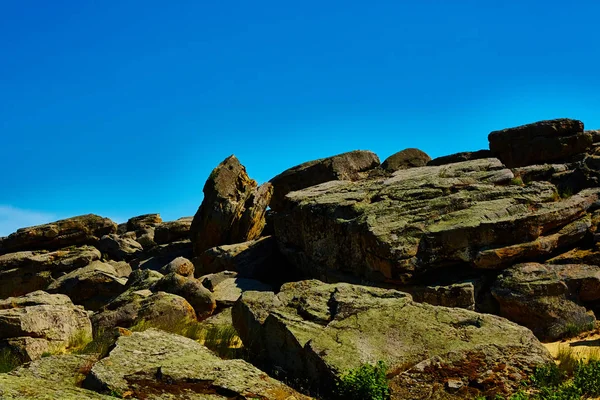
[492,263,598,340]
[134,240,193,272]
[153,217,192,245]
[159,256,194,277]
[125,269,164,291]
[193,236,296,285]
[46,261,127,311]
[83,329,312,399]
[105,260,132,278]
[0,269,54,299]
[403,282,475,310]
[91,292,196,335]
[547,245,600,266]
[232,280,552,398]
[488,118,592,167]
[0,337,50,363]
[126,214,162,232]
[0,214,117,254]
[135,227,156,249]
[269,150,380,211]
[152,273,216,319]
[0,291,92,354]
[275,157,600,285]
[96,234,143,261]
[427,150,493,166]
[512,163,571,183]
[200,270,238,291]
[210,277,273,307]
[190,156,272,255]
[382,148,431,172]
[0,354,115,399]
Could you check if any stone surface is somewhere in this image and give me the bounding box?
[232,280,552,398]
[427,150,493,166]
[381,148,431,172]
[0,214,117,254]
[105,260,132,278]
[488,118,592,167]
[210,277,273,307]
[133,240,193,272]
[492,263,599,340]
[83,329,312,399]
[190,155,272,255]
[96,234,143,261]
[46,261,127,311]
[153,217,193,245]
[269,150,380,211]
[135,227,156,249]
[274,157,600,285]
[193,236,297,285]
[403,281,476,310]
[126,214,162,232]
[152,273,216,319]
[0,291,92,354]
[91,291,196,335]
[160,256,194,277]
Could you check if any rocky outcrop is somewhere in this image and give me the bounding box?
[133,240,193,272]
[0,291,92,362]
[428,150,493,166]
[274,157,600,285]
[0,215,117,254]
[153,217,192,245]
[269,150,380,211]
[381,148,431,172]
[0,245,101,299]
[190,155,272,255]
[96,234,142,261]
[126,213,162,232]
[232,280,552,398]
[46,261,128,311]
[206,274,273,307]
[492,263,599,340]
[488,118,592,167]
[152,273,216,319]
[83,329,312,399]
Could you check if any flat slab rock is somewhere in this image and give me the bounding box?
[274,157,600,284]
[83,328,312,399]
[232,280,552,399]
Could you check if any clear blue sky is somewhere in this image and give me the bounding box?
[1,1,600,236]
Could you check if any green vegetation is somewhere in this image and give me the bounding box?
[336,360,390,400]
[510,177,524,186]
[477,347,600,399]
[67,329,93,353]
[0,348,20,373]
[562,321,595,339]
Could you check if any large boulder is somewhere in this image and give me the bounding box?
[427,149,493,166]
[133,239,193,271]
[232,280,552,398]
[159,256,194,277]
[152,273,216,319]
[274,157,600,285]
[269,150,380,211]
[190,155,272,255]
[381,148,431,172]
[83,329,312,399]
[0,245,101,299]
[488,118,592,167]
[91,291,196,335]
[125,213,162,233]
[46,261,128,311]
[96,234,143,261]
[153,217,192,245]
[0,214,117,254]
[0,291,92,362]
[492,263,599,340]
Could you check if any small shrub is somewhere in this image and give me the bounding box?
[0,348,20,373]
[336,360,390,400]
[574,358,600,396]
[68,329,92,353]
[562,321,594,339]
[531,363,564,389]
[556,346,578,376]
[510,177,524,186]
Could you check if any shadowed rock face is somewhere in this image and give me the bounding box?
[492,263,600,341]
[83,329,312,400]
[381,148,431,172]
[488,118,592,168]
[274,157,600,285]
[190,155,272,256]
[0,214,117,255]
[269,150,380,211]
[232,280,552,399]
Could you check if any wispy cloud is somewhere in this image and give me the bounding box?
[0,205,58,237]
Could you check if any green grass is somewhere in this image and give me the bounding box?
[0,348,20,373]
[510,177,524,186]
[561,321,595,339]
[336,360,390,400]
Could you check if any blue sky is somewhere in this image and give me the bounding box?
[1,1,600,236]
